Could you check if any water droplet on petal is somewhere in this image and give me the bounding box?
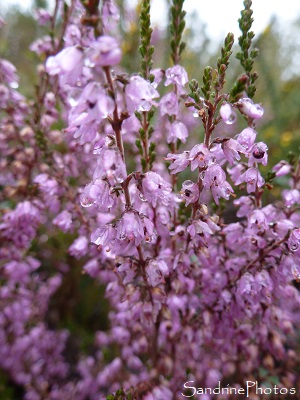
[224,112,237,125]
[80,194,94,207]
[193,111,199,118]
[290,243,299,252]
[139,193,147,202]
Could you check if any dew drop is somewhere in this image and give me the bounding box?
[290,243,299,252]
[224,113,236,125]
[139,193,147,202]
[80,194,94,208]
[193,111,199,118]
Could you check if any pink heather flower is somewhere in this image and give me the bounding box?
[142,171,172,207]
[116,211,145,246]
[146,259,169,287]
[187,219,214,238]
[236,127,257,151]
[236,97,264,119]
[93,147,127,183]
[69,236,89,258]
[34,173,58,196]
[88,35,122,66]
[125,75,159,113]
[46,46,84,85]
[282,189,300,207]
[235,167,265,193]
[53,210,72,232]
[91,225,116,250]
[159,92,178,116]
[189,144,214,171]
[248,209,268,233]
[102,0,120,31]
[222,138,245,165]
[167,121,188,143]
[220,103,237,125]
[180,180,199,206]
[165,151,190,174]
[203,164,234,204]
[34,8,52,25]
[272,160,292,177]
[80,179,115,211]
[288,229,300,252]
[234,196,255,218]
[0,59,18,87]
[164,65,188,87]
[150,68,164,87]
[248,142,268,166]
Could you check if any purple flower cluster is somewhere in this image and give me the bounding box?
[1,0,300,399]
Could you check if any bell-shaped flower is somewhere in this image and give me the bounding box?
[46,46,84,86]
[235,167,265,193]
[165,151,190,174]
[248,142,268,166]
[164,65,188,88]
[220,103,237,125]
[222,138,245,165]
[141,171,172,207]
[88,35,122,67]
[203,164,234,204]
[159,92,178,116]
[189,143,214,171]
[80,179,115,212]
[272,161,291,177]
[167,121,188,144]
[236,127,257,151]
[237,97,264,119]
[146,259,169,287]
[180,180,199,206]
[125,75,159,113]
[116,211,145,246]
[91,225,116,251]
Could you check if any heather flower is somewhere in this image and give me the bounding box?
[125,75,159,113]
[46,46,84,85]
[34,8,52,25]
[203,164,234,204]
[116,211,146,246]
[282,189,300,207]
[164,65,188,88]
[80,179,115,211]
[167,120,188,143]
[69,236,89,258]
[235,167,265,193]
[248,209,268,233]
[159,92,178,116]
[0,59,18,86]
[234,196,255,218]
[248,142,268,166]
[102,0,120,31]
[222,138,245,165]
[53,210,72,232]
[189,143,214,171]
[220,103,237,125]
[146,259,169,286]
[141,171,172,207]
[180,180,199,206]
[165,151,190,174]
[236,127,257,150]
[272,160,292,177]
[93,147,127,183]
[236,97,264,119]
[91,225,116,250]
[34,173,58,196]
[88,35,122,66]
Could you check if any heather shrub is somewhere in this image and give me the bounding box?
[0,1,300,399]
